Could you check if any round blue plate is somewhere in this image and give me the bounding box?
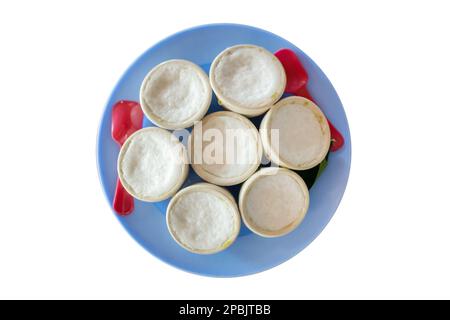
[97,23,351,277]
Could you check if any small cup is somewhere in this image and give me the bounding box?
[166,183,241,254]
[209,45,286,117]
[260,96,330,170]
[188,111,262,186]
[239,167,309,237]
[140,59,212,129]
[117,127,188,202]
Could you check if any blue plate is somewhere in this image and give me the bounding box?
[97,23,351,277]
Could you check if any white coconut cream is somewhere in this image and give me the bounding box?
[140,59,212,129]
[166,183,240,254]
[118,127,188,202]
[209,45,286,116]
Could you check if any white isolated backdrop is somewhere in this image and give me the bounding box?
[0,0,449,299]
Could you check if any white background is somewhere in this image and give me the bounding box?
[0,0,449,300]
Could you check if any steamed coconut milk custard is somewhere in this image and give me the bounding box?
[209,45,286,116]
[189,111,261,186]
[118,127,188,202]
[239,168,309,237]
[166,183,240,254]
[140,59,212,129]
[260,96,330,170]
